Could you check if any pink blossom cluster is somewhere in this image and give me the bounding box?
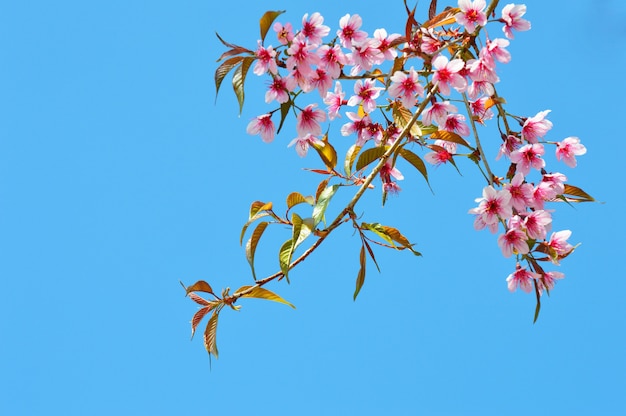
[241,1,586,299]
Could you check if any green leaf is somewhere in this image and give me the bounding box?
[240,201,273,245]
[291,212,303,251]
[344,144,362,177]
[184,280,215,296]
[311,134,338,171]
[430,130,472,149]
[276,100,291,134]
[392,103,422,137]
[204,312,219,358]
[286,192,314,210]
[356,146,387,172]
[353,245,366,300]
[232,57,254,115]
[259,10,286,44]
[296,217,315,248]
[312,184,340,226]
[533,281,541,324]
[215,56,244,101]
[245,221,269,280]
[361,222,394,245]
[237,286,296,308]
[250,201,273,219]
[278,239,294,282]
[315,178,331,203]
[399,148,431,190]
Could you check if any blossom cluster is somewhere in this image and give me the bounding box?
[241,1,587,300]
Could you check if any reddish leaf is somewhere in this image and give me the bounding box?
[232,57,254,114]
[216,46,253,63]
[429,0,438,20]
[561,184,595,202]
[423,7,460,29]
[191,305,214,339]
[353,245,366,300]
[188,292,210,306]
[185,280,214,295]
[215,56,244,100]
[430,130,472,148]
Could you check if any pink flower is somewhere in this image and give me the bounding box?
[470,185,513,227]
[501,4,531,39]
[323,81,346,120]
[265,76,295,104]
[286,34,319,76]
[510,143,545,176]
[538,271,564,293]
[337,14,368,48]
[470,97,495,123]
[347,79,383,114]
[341,112,372,146]
[497,134,522,160]
[522,210,552,240]
[317,44,348,79]
[530,181,557,210]
[310,68,333,97]
[288,133,324,157]
[273,22,294,45]
[484,38,511,65]
[422,101,458,126]
[506,263,539,293]
[541,172,567,196]
[556,136,587,168]
[387,67,424,109]
[246,114,275,143]
[504,172,534,211]
[547,230,574,257]
[467,57,499,84]
[441,113,470,136]
[296,104,326,136]
[456,0,487,32]
[432,55,467,96]
[288,67,314,93]
[300,12,330,46]
[348,38,384,75]
[420,28,442,55]
[380,161,404,193]
[373,28,401,61]
[498,227,530,258]
[425,140,456,165]
[253,42,277,76]
[467,80,495,100]
[522,110,552,143]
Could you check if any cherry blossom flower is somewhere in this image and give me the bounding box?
[503,173,533,211]
[317,44,348,79]
[522,110,552,143]
[347,79,383,114]
[246,114,275,143]
[496,134,522,160]
[537,271,564,293]
[547,230,574,258]
[310,68,333,97]
[467,57,499,84]
[441,113,470,136]
[483,38,511,66]
[467,80,495,100]
[556,136,587,168]
[286,34,319,76]
[265,76,295,103]
[470,185,513,228]
[501,3,531,39]
[522,209,552,240]
[456,0,487,32]
[288,66,314,93]
[530,181,557,210]
[253,42,277,76]
[380,161,404,194]
[296,104,326,136]
[373,28,401,61]
[288,133,324,157]
[420,28,443,54]
[337,14,368,48]
[510,143,545,176]
[541,172,567,196]
[422,101,458,126]
[498,226,530,258]
[323,81,346,120]
[425,140,456,165]
[387,67,424,109]
[348,38,384,75]
[432,55,467,96]
[273,22,294,45]
[506,263,539,293]
[470,97,495,123]
[341,112,372,146]
[300,12,330,46]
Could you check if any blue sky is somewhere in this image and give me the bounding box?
[1,1,625,415]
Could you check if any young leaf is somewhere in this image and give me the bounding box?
[240,201,273,245]
[276,100,291,134]
[204,312,219,358]
[245,221,269,280]
[286,192,314,210]
[215,56,244,100]
[423,7,460,28]
[361,222,394,246]
[188,292,211,306]
[259,10,286,44]
[355,146,387,172]
[232,57,255,114]
[362,239,380,272]
[312,184,340,226]
[561,184,595,202]
[381,225,422,256]
[311,134,338,171]
[430,130,472,149]
[191,305,216,340]
[399,148,431,190]
[315,178,331,203]
[240,211,271,245]
[533,281,542,324]
[237,285,296,308]
[216,46,253,63]
[278,239,294,282]
[295,217,315,248]
[429,0,438,20]
[250,201,273,219]
[344,144,362,177]
[392,103,422,137]
[291,212,303,251]
[184,280,215,296]
[353,245,367,300]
